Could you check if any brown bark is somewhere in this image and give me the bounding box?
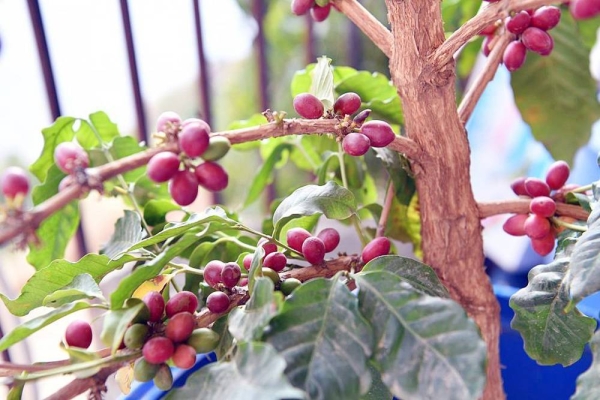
[384,1,503,399]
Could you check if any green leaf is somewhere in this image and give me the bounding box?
[247,246,266,296]
[291,64,359,99]
[0,301,92,351]
[128,207,235,250]
[30,116,77,181]
[354,270,486,400]
[336,71,403,125]
[100,210,145,259]
[143,199,180,226]
[568,207,600,304]
[110,234,198,309]
[7,381,25,400]
[310,56,335,110]
[510,255,596,366]
[361,255,449,298]
[228,278,279,341]
[511,13,600,163]
[89,111,120,143]
[1,254,134,316]
[244,144,294,208]
[101,299,147,354]
[74,112,120,149]
[272,182,356,237]
[166,341,305,400]
[361,362,393,400]
[372,148,415,205]
[31,164,66,205]
[264,274,373,399]
[572,330,600,399]
[63,345,102,378]
[43,273,105,307]
[212,316,234,359]
[27,201,80,270]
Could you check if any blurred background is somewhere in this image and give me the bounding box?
[0,0,599,398]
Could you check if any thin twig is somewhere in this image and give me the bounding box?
[478,199,590,221]
[431,0,565,70]
[332,0,392,58]
[0,349,112,377]
[0,119,420,246]
[377,180,395,237]
[458,30,513,124]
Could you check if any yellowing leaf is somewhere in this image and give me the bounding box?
[116,363,135,395]
[132,275,170,299]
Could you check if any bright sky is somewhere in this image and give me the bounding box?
[0,0,255,166]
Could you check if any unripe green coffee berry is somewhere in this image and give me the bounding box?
[133,358,160,382]
[262,267,280,286]
[187,328,220,353]
[201,136,231,161]
[124,323,149,350]
[154,363,174,391]
[280,278,302,295]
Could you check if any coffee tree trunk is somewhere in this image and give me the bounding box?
[384,1,504,399]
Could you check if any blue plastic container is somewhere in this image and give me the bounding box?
[124,285,597,400]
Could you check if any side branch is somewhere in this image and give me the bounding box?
[0,120,420,246]
[478,199,590,221]
[458,31,513,124]
[332,0,392,58]
[45,364,122,400]
[431,0,565,70]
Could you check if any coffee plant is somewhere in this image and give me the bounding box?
[1,0,600,399]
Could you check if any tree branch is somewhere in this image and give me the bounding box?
[431,0,565,70]
[458,30,513,124]
[478,199,590,221]
[0,119,419,246]
[44,363,122,400]
[332,0,392,58]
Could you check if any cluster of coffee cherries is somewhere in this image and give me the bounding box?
[147,111,231,206]
[200,229,392,313]
[129,290,218,389]
[291,0,336,22]
[0,167,30,207]
[481,6,561,72]
[502,160,572,256]
[293,91,396,157]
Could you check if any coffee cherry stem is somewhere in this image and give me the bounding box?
[550,216,587,232]
[234,225,304,257]
[376,180,395,238]
[337,143,369,247]
[214,231,257,252]
[567,183,592,194]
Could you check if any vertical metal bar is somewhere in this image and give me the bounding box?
[27,0,89,260]
[119,0,148,143]
[252,0,269,112]
[193,0,212,127]
[26,0,61,119]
